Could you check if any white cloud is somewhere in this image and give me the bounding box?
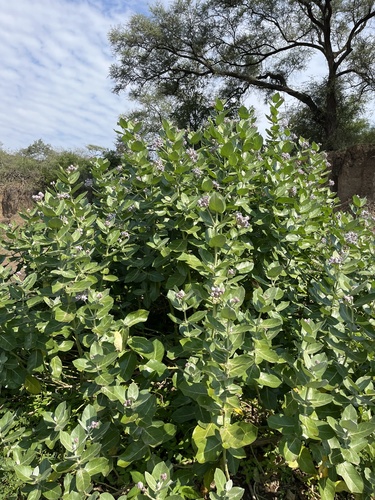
[0,0,148,152]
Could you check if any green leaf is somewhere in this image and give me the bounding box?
[220,422,257,449]
[209,192,226,214]
[42,482,62,500]
[236,261,254,274]
[298,447,317,475]
[220,141,234,158]
[118,443,149,468]
[66,280,94,294]
[24,375,42,395]
[336,462,364,493]
[192,423,222,463]
[14,465,33,483]
[255,372,281,388]
[300,387,333,407]
[209,234,226,248]
[123,309,149,328]
[268,414,298,434]
[76,468,91,492]
[0,333,17,351]
[226,355,254,378]
[50,356,62,379]
[353,292,375,307]
[214,468,226,493]
[253,133,263,150]
[177,253,205,271]
[59,431,73,452]
[259,318,283,329]
[131,140,146,152]
[54,307,75,323]
[84,457,109,476]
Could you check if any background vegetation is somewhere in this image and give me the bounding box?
[0,97,374,499]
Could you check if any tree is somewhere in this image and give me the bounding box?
[20,139,54,161]
[286,78,375,148]
[109,0,375,150]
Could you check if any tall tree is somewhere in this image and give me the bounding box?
[109,0,375,150]
[286,78,375,148]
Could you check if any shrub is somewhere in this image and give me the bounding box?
[0,95,374,499]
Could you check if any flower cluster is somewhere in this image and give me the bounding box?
[75,292,88,302]
[105,213,116,226]
[328,255,343,265]
[84,178,93,188]
[152,136,164,150]
[210,286,225,299]
[154,158,164,172]
[197,195,210,208]
[87,421,99,431]
[176,290,185,300]
[343,295,354,303]
[32,192,44,202]
[345,231,358,244]
[57,193,70,200]
[67,164,78,173]
[192,167,202,178]
[186,147,198,162]
[235,212,250,228]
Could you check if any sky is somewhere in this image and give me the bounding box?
[0,0,150,152]
[0,1,372,154]
[0,0,306,154]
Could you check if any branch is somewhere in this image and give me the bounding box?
[335,8,375,70]
[257,72,287,86]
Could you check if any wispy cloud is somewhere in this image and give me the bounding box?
[0,0,149,152]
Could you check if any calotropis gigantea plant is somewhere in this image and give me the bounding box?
[0,94,374,499]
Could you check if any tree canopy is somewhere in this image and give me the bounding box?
[109,0,375,150]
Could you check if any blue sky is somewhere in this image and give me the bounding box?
[0,0,152,152]
[0,0,286,153]
[1,1,372,153]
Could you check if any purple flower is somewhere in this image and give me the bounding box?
[154,158,164,172]
[345,231,358,244]
[210,286,225,299]
[187,148,198,162]
[328,255,342,265]
[235,212,250,228]
[32,192,44,202]
[192,167,202,178]
[75,293,88,302]
[197,195,210,208]
[176,290,185,300]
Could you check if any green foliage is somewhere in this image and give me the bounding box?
[0,141,93,191]
[286,79,375,150]
[109,0,375,150]
[0,96,375,499]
